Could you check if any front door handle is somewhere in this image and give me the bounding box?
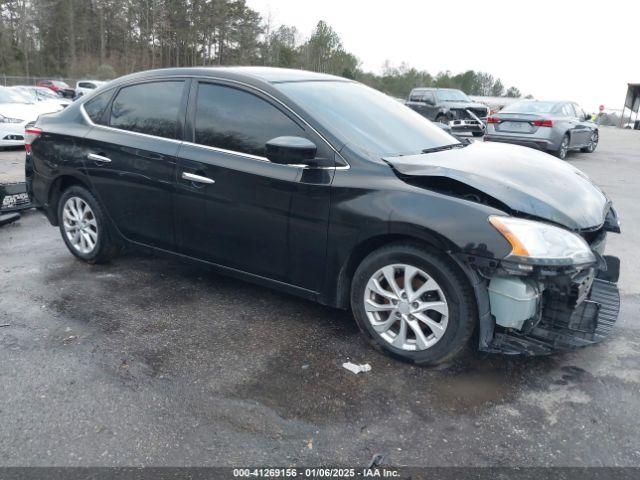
[182,171,215,184]
[87,153,111,163]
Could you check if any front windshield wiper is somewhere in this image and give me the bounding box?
[421,143,466,154]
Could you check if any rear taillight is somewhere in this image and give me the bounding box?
[532,119,554,127]
[487,116,501,124]
[25,127,42,154]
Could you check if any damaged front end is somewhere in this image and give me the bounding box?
[384,141,623,355]
[460,208,621,355]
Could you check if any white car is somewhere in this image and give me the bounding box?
[0,87,62,148]
[75,80,105,98]
[11,86,72,110]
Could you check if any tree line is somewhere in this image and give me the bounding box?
[0,0,523,98]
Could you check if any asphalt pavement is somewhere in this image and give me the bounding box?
[1,127,639,467]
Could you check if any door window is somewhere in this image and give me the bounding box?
[84,90,113,125]
[561,103,576,118]
[423,92,436,105]
[194,83,304,157]
[110,81,185,139]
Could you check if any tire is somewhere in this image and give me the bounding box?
[435,114,448,124]
[57,185,119,264]
[350,242,476,366]
[581,130,598,153]
[472,131,484,137]
[555,134,570,160]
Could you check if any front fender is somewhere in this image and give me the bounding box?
[388,188,512,259]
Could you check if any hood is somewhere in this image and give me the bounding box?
[0,103,43,122]
[384,141,609,230]
[442,101,488,111]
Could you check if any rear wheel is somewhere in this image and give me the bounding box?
[57,185,118,264]
[350,243,476,365]
[581,130,598,153]
[556,134,570,160]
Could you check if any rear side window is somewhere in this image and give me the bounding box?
[110,81,184,139]
[194,83,303,157]
[84,90,112,125]
[560,103,575,117]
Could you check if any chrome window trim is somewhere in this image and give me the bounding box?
[79,74,350,170]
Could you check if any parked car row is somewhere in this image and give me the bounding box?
[0,80,106,149]
[404,89,598,159]
[0,87,67,148]
[33,79,105,99]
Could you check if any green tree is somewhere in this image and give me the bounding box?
[505,86,522,98]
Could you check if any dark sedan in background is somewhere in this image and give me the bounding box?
[25,68,620,365]
[484,100,598,159]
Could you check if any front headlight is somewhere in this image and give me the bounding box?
[489,216,595,266]
[0,114,23,124]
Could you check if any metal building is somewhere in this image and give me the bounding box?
[620,83,640,129]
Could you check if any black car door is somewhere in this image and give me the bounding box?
[81,80,187,250]
[174,80,334,292]
[423,91,438,120]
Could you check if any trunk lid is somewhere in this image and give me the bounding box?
[491,112,550,134]
[384,141,609,231]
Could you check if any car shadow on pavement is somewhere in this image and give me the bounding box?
[40,247,561,425]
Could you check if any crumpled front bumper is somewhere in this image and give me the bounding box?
[487,266,620,355]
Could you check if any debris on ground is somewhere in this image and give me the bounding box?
[366,453,384,468]
[342,361,371,374]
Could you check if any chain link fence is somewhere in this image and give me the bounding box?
[0,75,79,87]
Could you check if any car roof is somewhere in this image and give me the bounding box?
[109,67,348,87]
[411,87,462,92]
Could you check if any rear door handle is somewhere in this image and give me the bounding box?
[87,153,111,163]
[182,171,215,184]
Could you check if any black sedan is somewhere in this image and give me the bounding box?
[25,67,621,365]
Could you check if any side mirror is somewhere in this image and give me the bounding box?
[265,136,317,165]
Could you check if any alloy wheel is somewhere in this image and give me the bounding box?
[363,263,449,351]
[559,137,569,159]
[588,131,598,152]
[62,196,98,254]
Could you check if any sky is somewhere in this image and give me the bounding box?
[245,0,637,112]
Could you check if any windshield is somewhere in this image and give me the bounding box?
[52,81,70,88]
[435,89,470,102]
[502,101,557,114]
[10,87,36,102]
[276,81,458,157]
[35,88,59,99]
[0,87,32,104]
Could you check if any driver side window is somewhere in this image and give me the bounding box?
[423,92,436,105]
[194,82,305,158]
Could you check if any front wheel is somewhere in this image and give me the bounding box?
[57,185,119,264]
[350,243,476,365]
[472,131,484,137]
[581,131,598,153]
[555,134,570,160]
